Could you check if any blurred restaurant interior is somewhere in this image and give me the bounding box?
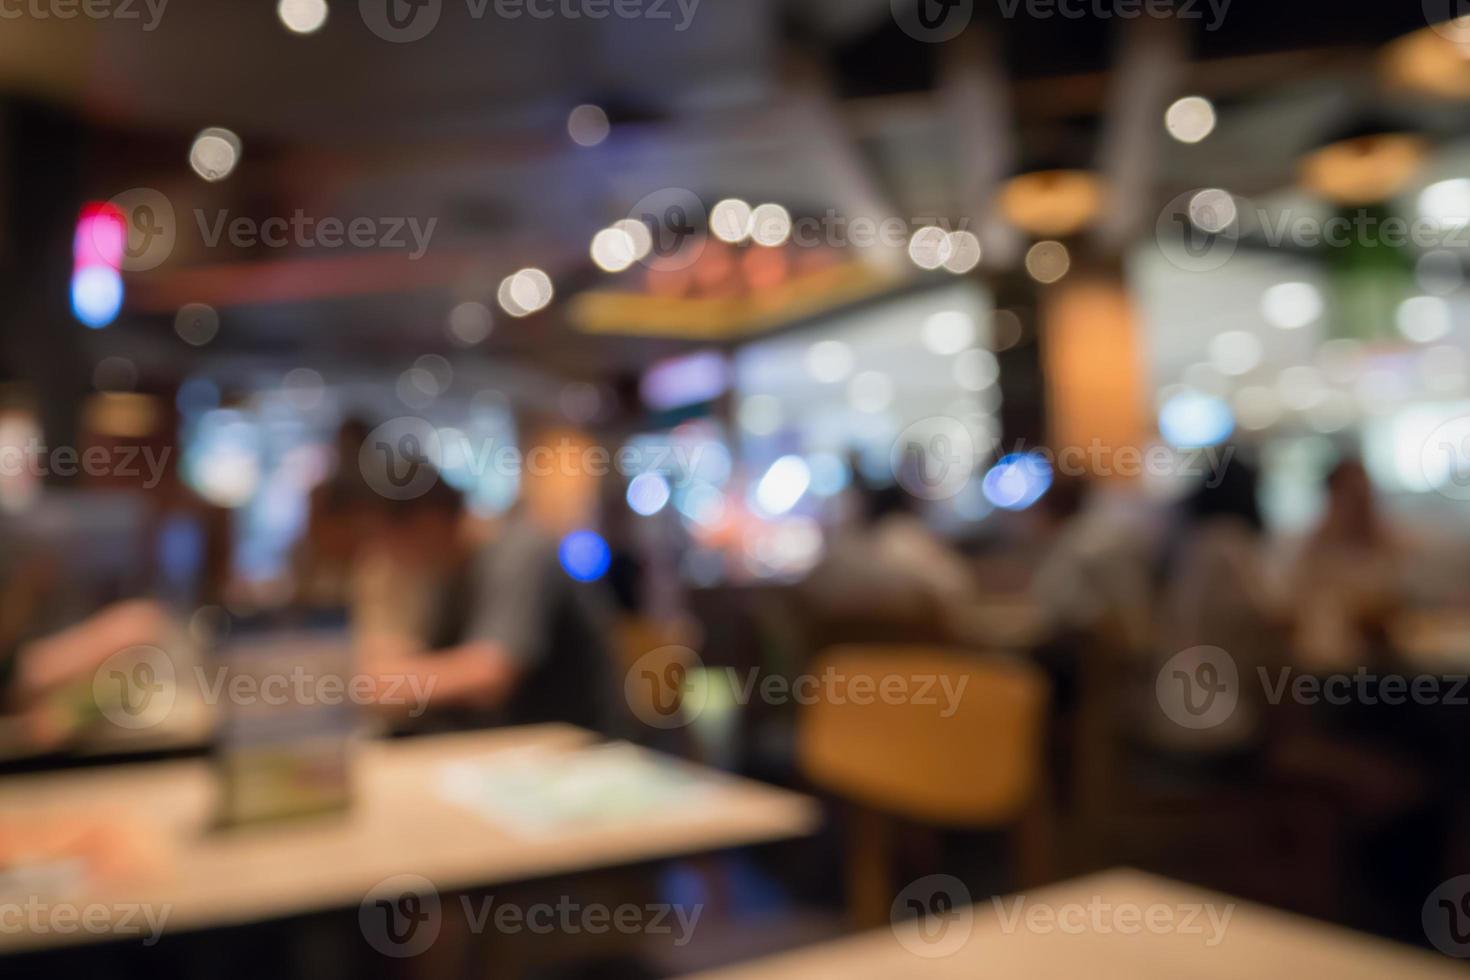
[6,0,1470,976]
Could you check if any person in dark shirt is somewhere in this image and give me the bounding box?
[360,473,618,735]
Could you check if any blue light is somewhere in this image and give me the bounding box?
[71,266,123,328]
[806,452,850,497]
[176,377,220,417]
[558,529,611,582]
[1159,391,1235,448]
[981,452,1053,511]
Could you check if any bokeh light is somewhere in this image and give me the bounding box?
[189,127,241,182]
[558,529,611,581]
[277,0,328,34]
[1158,391,1235,448]
[982,452,1053,510]
[1165,96,1217,143]
[567,105,610,147]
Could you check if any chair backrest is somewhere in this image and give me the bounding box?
[796,646,1049,827]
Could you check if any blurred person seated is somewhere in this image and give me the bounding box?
[1289,459,1403,670]
[143,441,234,611]
[1145,452,1290,766]
[805,481,977,629]
[1029,473,1153,656]
[1,594,170,752]
[292,416,382,611]
[1027,473,1155,789]
[356,470,618,735]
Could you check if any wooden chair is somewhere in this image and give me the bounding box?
[796,646,1051,928]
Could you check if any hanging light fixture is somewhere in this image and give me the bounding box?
[998,169,1106,238]
[1380,19,1470,101]
[1298,120,1427,206]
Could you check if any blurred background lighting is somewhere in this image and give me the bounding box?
[1418,178,1470,228]
[804,339,854,383]
[677,483,726,529]
[591,226,637,272]
[907,226,951,270]
[1397,295,1453,343]
[953,348,999,391]
[981,452,1053,510]
[1158,390,1235,448]
[999,170,1104,237]
[175,303,220,346]
[1299,131,1425,205]
[567,104,610,147]
[558,529,611,581]
[846,370,893,413]
[1209,329,1263,376]
[942,230,982,273]
[749,203,791,247]
[738,394,782,435]
[1233,385,1281,431]
[277,0,328,34]
[188,127,241,182]
[709,199,753,243]
[805,452,849,497]
[74,202,124,270]
[1277,365,1327,411]
[640,351,729,410]
[1261,282,1323,329]
[1024,240,1070,283]
[1187,189,1236,233]
[499,268,553,316]
[626,472,672,516]
[921,310,975,355]
[1165,96,1217,143]
[447,301,493,345]
[610,218,652,259]
[71,266,123,328]
[1416,250,1464,296]
[753,455,810,516]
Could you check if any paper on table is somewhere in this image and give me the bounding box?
[437,741,716,836]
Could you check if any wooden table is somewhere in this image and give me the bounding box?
[0,725,818,955]
[685,869,1466,979]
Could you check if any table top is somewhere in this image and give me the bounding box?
[685,869,1466,979]
[0,725,818,955]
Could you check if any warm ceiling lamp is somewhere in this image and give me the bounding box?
[998,170,1105,237]
[1298,131,1427,205]
[1381,21,1470,100]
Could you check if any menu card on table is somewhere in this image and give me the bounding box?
[212,629,357,827]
